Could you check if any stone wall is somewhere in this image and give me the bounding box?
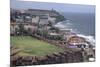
[11,51,83,66]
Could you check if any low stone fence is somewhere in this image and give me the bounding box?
[11,51,83,66]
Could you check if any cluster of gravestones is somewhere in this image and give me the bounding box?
[11,51,83,66]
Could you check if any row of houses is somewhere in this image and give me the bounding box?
[10,8,59,24]
[10,8,62,35]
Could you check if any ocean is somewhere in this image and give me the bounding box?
[63,13,95,36]
[55,12,95,44]
[57,12,95,36]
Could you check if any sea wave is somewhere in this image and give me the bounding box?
[54,20,95,46]
[77,34,95,46]
[54,20,73,29]
[54,20,79,33]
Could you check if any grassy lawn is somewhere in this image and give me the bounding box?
[11,36,64,56]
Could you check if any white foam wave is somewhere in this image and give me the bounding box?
[54,23,66,28]
[77,34,95,46]
[54,20,73,29]
[54,21,95,46]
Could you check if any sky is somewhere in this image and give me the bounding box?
[11,0,95,13]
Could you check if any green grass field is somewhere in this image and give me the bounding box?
[11,36,64,56]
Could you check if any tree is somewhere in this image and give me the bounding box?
[55,15,66,22]
[18,23,24,35]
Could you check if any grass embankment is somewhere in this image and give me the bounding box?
[11,36,64,56]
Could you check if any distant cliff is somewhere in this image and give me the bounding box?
[48,9,66,23]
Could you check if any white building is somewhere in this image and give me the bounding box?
[32,16,39,24]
